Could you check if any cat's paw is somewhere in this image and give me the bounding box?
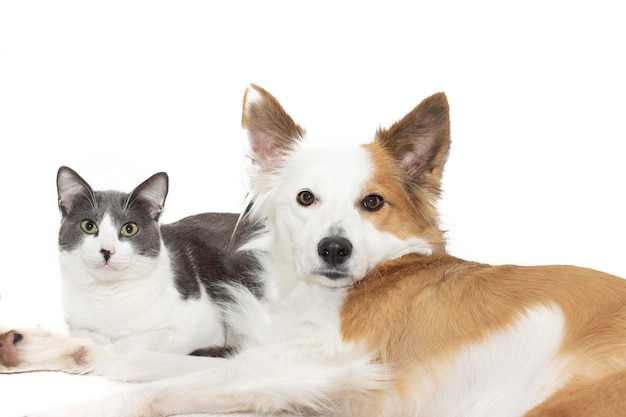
[0,327,93,374]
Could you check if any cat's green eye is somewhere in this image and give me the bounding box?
[80,220,98,234]
[121,222,139,237]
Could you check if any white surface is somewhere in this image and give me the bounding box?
[1,1,625,415]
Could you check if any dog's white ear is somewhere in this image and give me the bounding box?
[374,92,450,195]
[241,84,305,171]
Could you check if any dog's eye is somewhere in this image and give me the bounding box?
[297,190,315,206]
[362,194,384,211]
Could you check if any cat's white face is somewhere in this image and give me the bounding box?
[59,213,163,284]
[57,167,168,285]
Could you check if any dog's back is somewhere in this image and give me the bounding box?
[341,254,626,415]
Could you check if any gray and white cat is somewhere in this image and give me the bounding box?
[56,166,261,355]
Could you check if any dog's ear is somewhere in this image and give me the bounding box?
[374,92,450,195]
[242,84,305,171]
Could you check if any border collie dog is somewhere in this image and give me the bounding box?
[1,85,626,417]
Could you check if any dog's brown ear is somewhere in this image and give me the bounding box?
[374,92,450,196]
[242,84,305,171]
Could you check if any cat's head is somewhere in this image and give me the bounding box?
[57,166,168,283]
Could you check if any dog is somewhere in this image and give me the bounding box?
[1,84,626,417]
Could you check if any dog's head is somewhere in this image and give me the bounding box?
[242,84,450,288]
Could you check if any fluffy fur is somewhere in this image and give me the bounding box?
[1,85,626,417]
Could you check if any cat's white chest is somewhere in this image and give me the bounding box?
[59,245,225,354]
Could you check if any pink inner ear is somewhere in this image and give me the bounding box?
[59,197,73,213]
[250,131,291,169]
[0,331,21,367]
[242,85,305,171]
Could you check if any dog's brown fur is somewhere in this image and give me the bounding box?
[335,86,626,416]
[341,244,626,416]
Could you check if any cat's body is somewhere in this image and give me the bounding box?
[57,166,261,355]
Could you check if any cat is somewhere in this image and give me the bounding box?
[56,166,261,356]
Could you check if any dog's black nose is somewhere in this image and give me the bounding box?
[318,237,352,266]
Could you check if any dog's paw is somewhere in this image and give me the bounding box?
[0,327,93,374]
[0,330,23,367]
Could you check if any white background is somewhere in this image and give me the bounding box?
[1,0,625,414]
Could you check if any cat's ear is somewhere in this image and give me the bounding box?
[130,172,168,220]
[241,84,305,172]
[57,166,93,216]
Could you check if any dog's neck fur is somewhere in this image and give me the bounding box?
[242,224,301,301]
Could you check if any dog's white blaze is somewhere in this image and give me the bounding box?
[260,143,431,288]
[406,304,569,417]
